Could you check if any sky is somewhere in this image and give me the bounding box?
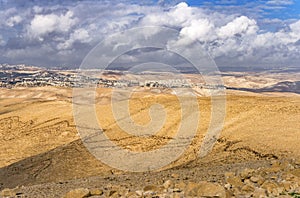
[0,0,299,69]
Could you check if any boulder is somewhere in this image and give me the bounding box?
[89,188,103,196]
[64,188,90,198]
[163,180,174,189]
[240,168,255,180]
[185,181,226,198]
[241,184,255,193]
[250,176,260,183]
[253,187,267,197]
[0,188,16,198]
[226,176,243,188]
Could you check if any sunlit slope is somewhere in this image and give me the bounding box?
[0,87,299,187]
[222,95,300,157]
[0,87,77,168]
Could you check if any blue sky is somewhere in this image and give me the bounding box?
[0,0,299,68]
[186,0,300,18]
[156,0,300,20]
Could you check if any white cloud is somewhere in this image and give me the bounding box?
[178,19,215,44]
[289,20,300,36]
[169,2,193,25]
[57,28,91,50]
[6,15,22,27]
[72,28,90,43]
[0,1,299,68]
[251,19,300,50]
[253,32,274,47]
[32,6,43,14]
[28,11,77,40]
[218,16,258,38]
[266,0,294,5]
[140,2,197,27]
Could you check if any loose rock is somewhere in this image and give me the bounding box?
[64,188,90,198]
[185,181,226,198]
[89,188,103,196]
[0,188,16,198]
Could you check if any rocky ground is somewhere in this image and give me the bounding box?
[1,159,300,197]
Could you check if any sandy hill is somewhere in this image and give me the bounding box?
[0,86,299,197]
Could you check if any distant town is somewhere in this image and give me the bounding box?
[0,64,225,90]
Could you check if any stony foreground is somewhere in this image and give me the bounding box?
[1,159,300,198]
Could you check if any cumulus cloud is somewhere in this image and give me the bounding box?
[218,16,258,38]
[289,20,300,35]
[57,28,91,50]
[180,18,215,43]
[28,11,77,40]
[0,1,299,69]
[140,2,199,27]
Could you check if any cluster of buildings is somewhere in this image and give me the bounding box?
[0,65,78,88]
[0,64,225,90]
[99,79,192,88]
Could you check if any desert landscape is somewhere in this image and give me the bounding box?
[1,0,300,197]
[0,67,299,197]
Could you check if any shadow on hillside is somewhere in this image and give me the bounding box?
[0,139,111,190]
[227,81,300,94]
[0,135,280,190]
